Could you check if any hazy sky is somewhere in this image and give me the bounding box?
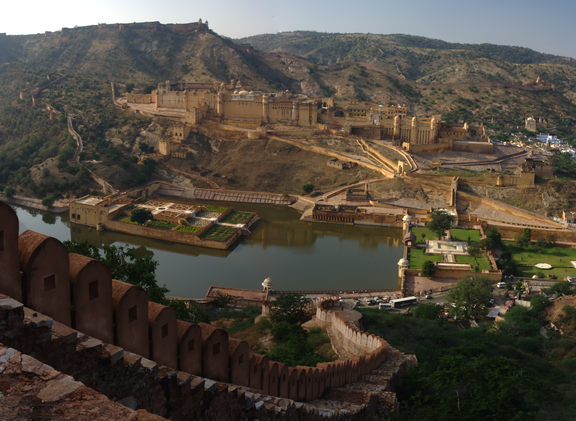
[2,0,575,58]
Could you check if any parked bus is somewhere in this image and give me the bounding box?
[390,296,418,308]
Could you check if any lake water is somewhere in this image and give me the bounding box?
[12,202,403,299]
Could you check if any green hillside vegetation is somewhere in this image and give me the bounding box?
[360,300,576,420]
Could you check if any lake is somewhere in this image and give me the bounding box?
[12,202,403,299]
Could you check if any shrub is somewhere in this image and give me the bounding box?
[559,338,575,350]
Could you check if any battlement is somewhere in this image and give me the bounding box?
[0,200,415,418]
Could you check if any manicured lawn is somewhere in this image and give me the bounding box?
[221,211,255,224]
[175,225,202,234]
[450,229,481,242]
[206,205,229,213]
[121,216,139,225]
[502,241,576,267]
[455,254,492,271]
[408,248,443,269]
[200,225,238,241]
[516,265,576,280]
[411,227,438,243]
[145,220,178,230]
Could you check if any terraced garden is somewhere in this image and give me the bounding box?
[206,205,229,213]
[220,211,255,224]
[120,216,139,225]
[175,225,202,234]
[200,225,239,241]
[145,220,178,230]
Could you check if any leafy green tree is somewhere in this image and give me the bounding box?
[549,281,576,296]
[413,303,442,320]
[63,240,169,304]
[530,294,550,313]
[302,184,314,194]
[143,85,156,94]
[523,228,532,242]
[421,260,437,277]
[446,274,492,320]
[547,234,556,246]
[479,237,494,252]
[4,186,16,198]
[426,210,454,239]
[125,83,135,93]
[514,234,529,249]
[41,195,56,208]
[466,241,482,271]
[270,293,310,325]
[130,208,153,224]
[535,236,548,251]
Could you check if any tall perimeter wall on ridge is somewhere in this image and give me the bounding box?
[0,200,414,419]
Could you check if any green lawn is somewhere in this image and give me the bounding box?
[515,265,576,280]
[221,211,255,225]
[450,228,481,242]
[200,225,238,241]
[120,216,139,225]
[408,248,443,269]
[455,254,492,271]
[175,225,202,234]
[502,241,576,267]
[411,227,438,243]
[206,205,229,213]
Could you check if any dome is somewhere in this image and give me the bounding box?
[233,90,239,94]
[262,277,273,290]
[527,116,535,122]
[402,214,411,222]
[239,90,249,95]
[398,258,409,267]
[248,91,254,95]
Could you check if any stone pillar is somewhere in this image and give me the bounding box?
[262,95,269,123]
[217,92,223,116]
[292,101,299,123]
[393,115,400,140]
[411,117,418,144]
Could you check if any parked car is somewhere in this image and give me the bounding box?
[425,294,433,299]
[497,282,506,288]
[379,303,392,310]
[566,276,575,283]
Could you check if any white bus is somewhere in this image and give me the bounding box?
[390,296,418,308]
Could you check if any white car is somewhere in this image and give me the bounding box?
[497,282,506,288]
[567,276,576,284]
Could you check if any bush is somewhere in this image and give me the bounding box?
[41,195,56,208]
[302,184,314,194]
[559,338,575,350]
[130,208,153,224]
[517,337,540,354]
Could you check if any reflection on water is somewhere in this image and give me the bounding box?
[12,201,403,299]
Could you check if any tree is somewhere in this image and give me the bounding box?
[535,237,548,251]
[514,234,529,249]
[302,184,314,194]
[143,85,156,94]
[4,186,16,198]
[548,282,576,297]
[130,208,153,225]
[422,260,437,277]
[479,237,494,252]
[530,294,550,314]
[547,234,556,247]
[446,274,492,320]
[125,83,135,93]
[63,240,169,304]
[426,210,454,239]
[498,250,517,275]
[523,228,532,242]
[413,303,443,320]
[270,293,310,325]
[485,228,502,245]
[41,195,56,208]
[466,241,482,271]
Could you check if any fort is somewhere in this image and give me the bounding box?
[0,200,415,420]
[120,80,490,159]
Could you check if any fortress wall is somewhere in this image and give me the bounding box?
[452,141,494,155]
[0,201,401,409]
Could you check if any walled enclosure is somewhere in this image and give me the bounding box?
[0,200,414,418]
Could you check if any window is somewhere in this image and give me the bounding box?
[212,343,220,356]
[128,305,137,322]
[188,339,195,353]
[0,230,4,251]
[88,280,98,301]
[161,323,168,339]
[44,274,56,291]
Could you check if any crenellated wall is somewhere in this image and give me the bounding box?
[0,200,413,413]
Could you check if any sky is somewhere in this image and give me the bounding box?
[2,0,576,59]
